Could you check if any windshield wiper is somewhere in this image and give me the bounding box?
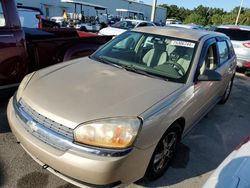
[121,64,168,81]
[92,56,123,69]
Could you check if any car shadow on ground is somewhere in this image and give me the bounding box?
[136,76,250,187]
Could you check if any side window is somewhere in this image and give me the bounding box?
[199,43,217,75]
[217,41,229,64]
[0,1,5,27]
[226,39,235,57]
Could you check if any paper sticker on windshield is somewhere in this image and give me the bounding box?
[171,41,195,48]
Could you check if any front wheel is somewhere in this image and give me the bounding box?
[219,77,234,104]
[145,124,182,180]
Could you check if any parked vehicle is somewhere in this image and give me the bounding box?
[0,0,112,91]
[7,26,236,187]
[50,16,65,27]
[214,25,250,74]
[204,136,250,188]
[98,19,156,36]
[18,6,60,28]
[166,18,182,25]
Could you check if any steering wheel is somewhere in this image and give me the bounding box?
[165,62,186,76]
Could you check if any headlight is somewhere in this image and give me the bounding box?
[74,117,141,149]
[16,72,35,101]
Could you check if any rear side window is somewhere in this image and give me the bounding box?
[0,1,5,27]
[217,41,229,64]
[215,28,250,41]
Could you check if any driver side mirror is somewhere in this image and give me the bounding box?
[198,69,222,81]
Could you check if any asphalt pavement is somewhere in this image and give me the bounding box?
[0,73,250,188]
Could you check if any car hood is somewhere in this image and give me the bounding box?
[99,27,126,36]
[22,58,183,129]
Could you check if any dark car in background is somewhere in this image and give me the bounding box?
[214,25,250,74]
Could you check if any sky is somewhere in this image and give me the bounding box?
[144,0,250,11]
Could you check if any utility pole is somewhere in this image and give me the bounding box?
[151,0,157,22]
[235,0,244,25]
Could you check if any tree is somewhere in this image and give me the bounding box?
[159,3,250,26]
[184,13,207,25]
[211,14,223,25]
[222,13,236,24]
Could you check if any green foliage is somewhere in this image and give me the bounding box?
[211,14,223,25]
[159,4,250,26]
[184,13,207,25]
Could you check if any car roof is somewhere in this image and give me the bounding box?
[133,26,227,41]
[217,25,250,31]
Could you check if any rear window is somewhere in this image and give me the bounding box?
[215,28,250,41]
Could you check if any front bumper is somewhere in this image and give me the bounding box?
[7,97,155,187]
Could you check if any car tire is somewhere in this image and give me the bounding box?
[219,77,234,105]
[144,123,182,181]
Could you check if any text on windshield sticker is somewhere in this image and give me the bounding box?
[171,41,195,48]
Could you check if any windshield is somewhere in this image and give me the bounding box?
[92,31,197,83]
[112,21,137,30]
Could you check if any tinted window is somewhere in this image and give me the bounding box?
[217,41,229,64]
[0,2,5,27]
[215,28,250,41]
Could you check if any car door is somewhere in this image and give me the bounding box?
[185,38,222,126]
[188,37,234,126]
[0,0,28,88]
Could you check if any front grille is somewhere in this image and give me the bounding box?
[19,99,74,139]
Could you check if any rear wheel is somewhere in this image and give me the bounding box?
[145,123,182,180]
[219,77,234,104]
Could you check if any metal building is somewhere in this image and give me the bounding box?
[15,0,167,22]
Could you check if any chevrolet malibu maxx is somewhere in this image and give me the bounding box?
[7,27,236,187]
